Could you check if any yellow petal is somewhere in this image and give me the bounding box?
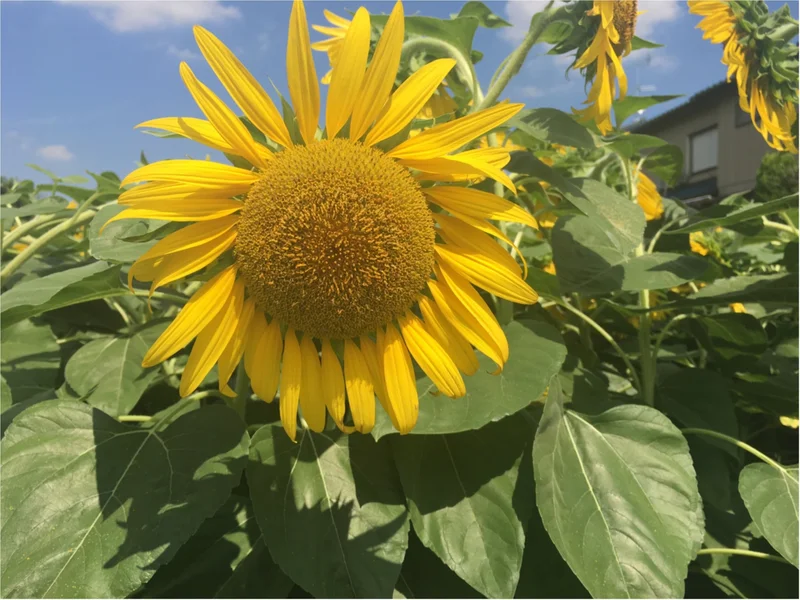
[402,151,515,193]
[119,181,242,205]
[104,200,241,226]
[434,213,521,278]
[441,211,528,278]
[179,62,271,169]
[150,230,237,296]
[217,297,256,394]
[122,160,258,190]
[142,265,237,367]
[136,117,236,154]
[321,338,346,427]
[343,339,375,433]
[399,312,464,398]
[287,0,320,144]
[247,315,283,403]
[324,9,351,28]
[388,102,524,160]
[193,26,293,148]
[134,215,239,264]
[326,7,370,138]
[435,245,538,304]
[364,59,456,147]
[381,323,418,434]
[280,328,302,441]
[424,185,537,229]
[350,1,404,140]
[299,335,326,432]
[417,295,479,376]
[179,278,245,396]
[359,335,392,418]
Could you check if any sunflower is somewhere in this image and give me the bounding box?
[572,0,637,134]
[310,9,351,84]
[689,231,710,256]
[115,0,536,440]
[636,171,664,221]
[689,0,798,153]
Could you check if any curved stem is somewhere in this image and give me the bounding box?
[647,217,683,253]
[478,3,556,111]
[1,213,59,251]
[400,37,480,104]
[763,216,799,236]
[682,428,787,472]
[653,313,690,359]
[696,548,789,564]
[557,297,643,392]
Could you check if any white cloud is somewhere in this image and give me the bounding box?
[628,48,678,72]
[520,85,544,98]
[637,0,682,38]
[166,44,199,61]
[58,0,240,33]
[37,145,74,161]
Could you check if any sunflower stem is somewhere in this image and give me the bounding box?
[695,548,789,564]
[229,361,250,421]
[478,2,557,111]
[399,37,481,105]
[1,213,59,251]
[681,428,787,473]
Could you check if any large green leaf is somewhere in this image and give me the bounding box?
[688,314,768,368]
[643,144,683,186]
[655,273,799,308]
[0,320,60,405]
[248,426,409,598]
[88,205,161,263]
[739,463,799,567]
[552,215,710,294]
[0,401,249,598]
[139,495,294,598]
[64,322,167,416]
[455,2,511,28]
[507,108,595,149]
[372,321,566,439]
[509,155,646,253]
[0,198,70,222]
[533,379,704,598]
[668,193,799,234]
[1,261,126,328]
[613,95,682,128]
[391,414,535,598]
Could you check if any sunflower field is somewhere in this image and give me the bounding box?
[1,1,798,598]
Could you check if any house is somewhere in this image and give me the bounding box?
[632,80,771,204]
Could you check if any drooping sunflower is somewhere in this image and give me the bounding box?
[636,171,664,221]
[572,0,637,134]
[689,0,798,153]
[115,0,537,440]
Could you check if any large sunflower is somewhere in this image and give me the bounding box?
[689,0,798,153]
[115,0,536,440]
[572,0,637,134]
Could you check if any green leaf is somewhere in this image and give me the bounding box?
[661,272,799,308]
[688,314,768,367]
[688,438,733,511]
[0,376,10,413]
[372,321,566,439]
[630,36,663,50]
[668,193,799,234]
[643,144,683,186]
[508,156,646,253]
[552,215,711,294]
[26,163,60,181]
[525,268,561,299]
[613,95,682,128]
[248,426,409,598]
[0,320,59,404]
[0,198,70,222]
[88,205,161,263]
[507,108,596,149]
[0,401,249,598]
[605,133,667,158]
[1,261,125,328]
[64,322,167,417]
[533,378,704,598]
[739,463,799,566]
[391,414,535,598]
[657,368,739,458]
[456,1,511,28]
[139,495,294,599]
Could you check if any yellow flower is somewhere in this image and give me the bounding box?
[572,0,636,134]
[311,9,351,84]
[689,0,798,153]
[780,416,799,429]
[729,302,747,313]
[689,231,710,256]
[636,171,664,221]
[543,261,556,275]
[116,0,536,440]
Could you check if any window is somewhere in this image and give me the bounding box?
[689,127,718,173]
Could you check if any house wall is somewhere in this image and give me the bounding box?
[637,87,771,198]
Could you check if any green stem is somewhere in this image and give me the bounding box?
[400,37,480,104]
[478,2,556,111]
[695,548,789,564]
[557,297,643,392]
[762,217,798,235]
[118,415,152,423]
[229,361,250,420]
[779,210,799,234]
[571,293,594,355]
[1,213,59,251]
[682,428,786,472]
[652,313,690,360]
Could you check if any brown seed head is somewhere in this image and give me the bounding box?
[613,0,638,55]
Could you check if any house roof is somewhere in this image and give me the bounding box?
[631,80,733,133]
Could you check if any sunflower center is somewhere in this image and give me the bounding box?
[613,0,638,50]
[235,138,435,340]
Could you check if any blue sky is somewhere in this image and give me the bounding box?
[2,0,797,184]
